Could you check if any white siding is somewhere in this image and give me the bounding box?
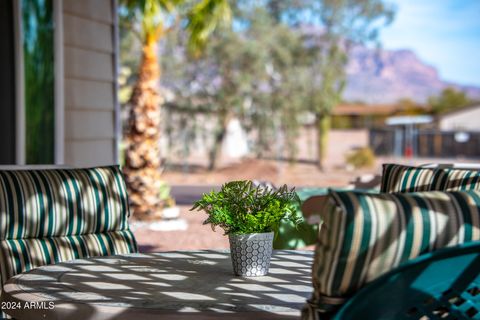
[63,0,118,167]
[63,0,113,24]
[65,79,114,110]
[64,47,114,81]
[439,105,480,132]
[65,140,115,166]
[63,14,113,53]
[65,111,114,140]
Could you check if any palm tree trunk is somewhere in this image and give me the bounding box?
[123,36,163,220]
[315,112,331,171]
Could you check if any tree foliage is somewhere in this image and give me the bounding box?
[428,88,471,114]
[119,0,395,172]
[302,0,395,169]
[160,5,308,168]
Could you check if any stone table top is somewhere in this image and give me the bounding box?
[1,250,313,319]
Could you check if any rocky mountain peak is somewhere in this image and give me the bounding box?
[344,45,480,104]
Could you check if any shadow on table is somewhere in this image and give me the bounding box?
[3,250,314,320]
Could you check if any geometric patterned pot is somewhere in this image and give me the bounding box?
[228,232,274,277]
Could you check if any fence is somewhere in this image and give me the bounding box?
[370,128,480,158]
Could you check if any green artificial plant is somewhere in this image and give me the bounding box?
[191,180,301,235]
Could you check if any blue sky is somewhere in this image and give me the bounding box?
[380,0,480,86]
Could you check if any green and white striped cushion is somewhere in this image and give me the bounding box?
[307,190,480,316]
[0,165,131,238]
[381,163,480,193]
[433,168,480,191]
[0,230,137,284]
[381,164,436,192]
[0,166,138,289]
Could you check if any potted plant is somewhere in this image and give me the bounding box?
[191,180,301,277]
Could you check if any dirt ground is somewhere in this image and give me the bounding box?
[161,156,473,187]
[132,205,317,252]
[132,205,230,252]
[133,158,370,252]
[161,158,381,188]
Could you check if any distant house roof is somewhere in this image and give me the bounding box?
[333,102,435,116]
[332,104,399,116]
[436,104,480,119]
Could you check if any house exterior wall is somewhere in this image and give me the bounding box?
[439,105,480,132]
[62,0,119,167]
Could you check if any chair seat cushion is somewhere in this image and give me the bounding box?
[0,230,137,285]
[308,189,480,314]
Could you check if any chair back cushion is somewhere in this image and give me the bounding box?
[0,165,137,288]
[307,189,480,315]
[381,163,480,193]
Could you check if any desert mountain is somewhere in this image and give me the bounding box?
[344,45,480,104]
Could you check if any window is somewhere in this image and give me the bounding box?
[6,0,64,165]
[0,0,16,164]
[22,0,55,164]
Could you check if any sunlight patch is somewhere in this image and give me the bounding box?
[161,292,215,301]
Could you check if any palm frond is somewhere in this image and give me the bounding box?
[186,0,232,57]
[119,0,186,41]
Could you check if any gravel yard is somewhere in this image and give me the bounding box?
[132,205,230,252]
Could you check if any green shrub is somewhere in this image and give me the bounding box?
[345,147,376,169]
[190,180,301,235]
[159,180,175,207]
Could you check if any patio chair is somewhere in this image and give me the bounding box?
[302,163,480,319]
[302,162,480,223]
[0,165,138,318]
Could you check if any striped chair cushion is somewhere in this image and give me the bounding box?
[0,166,138,290]
[381,163,480,193]
[0,165,131,239]
[381,164,436,192]
[306,189,480,316]
[433,167,480,191]
[0,230,137,285]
